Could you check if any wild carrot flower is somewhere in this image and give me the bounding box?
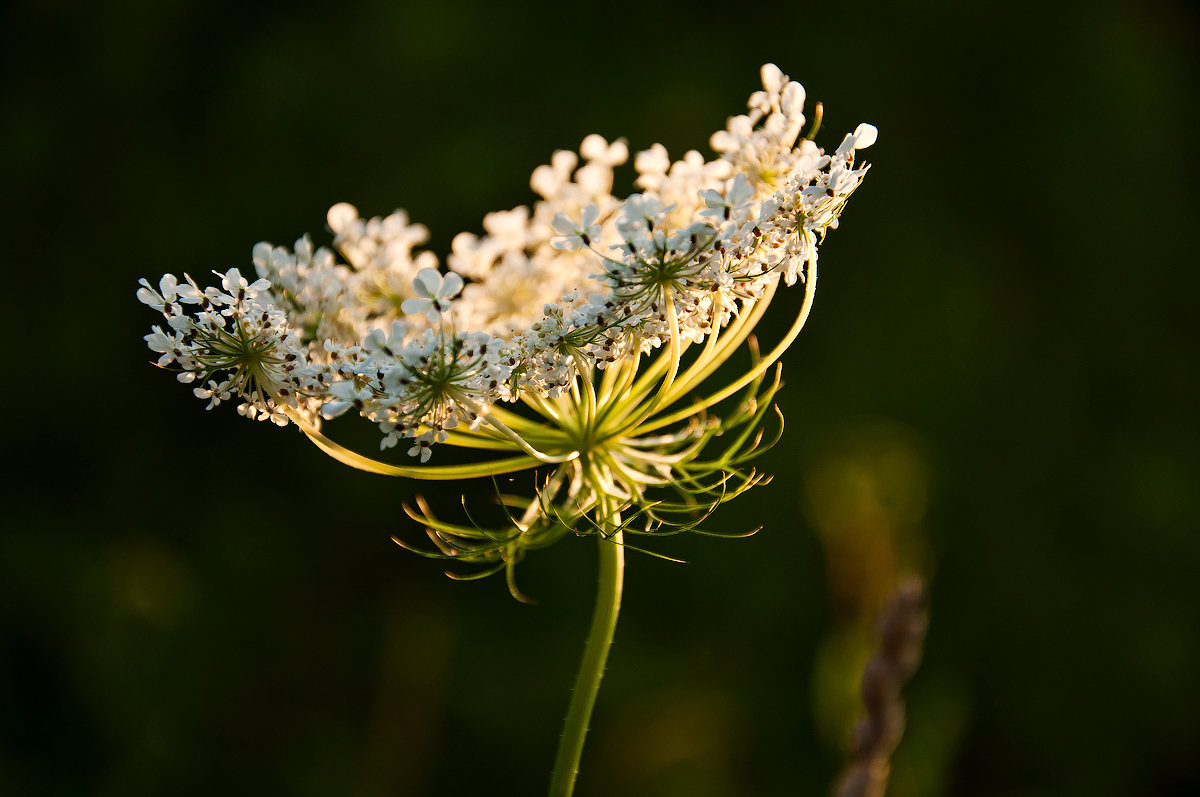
[139,59,875,580]
[138,64,874,796]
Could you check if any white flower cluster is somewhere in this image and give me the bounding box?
[138,268,316,424]
[139,64,874,460]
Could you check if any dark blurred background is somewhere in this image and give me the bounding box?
[2,0,1198,795]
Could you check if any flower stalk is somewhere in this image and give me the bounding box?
[549,498,625,797]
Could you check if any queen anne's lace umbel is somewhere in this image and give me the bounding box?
[140,65,874,568]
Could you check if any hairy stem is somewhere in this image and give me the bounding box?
[547,496,625,797]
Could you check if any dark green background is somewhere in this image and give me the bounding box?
[3,0,1198,795]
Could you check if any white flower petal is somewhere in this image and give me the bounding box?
[441,271,464,299]
[760,63,783,95]
[551,212,577,236]
[327,202,358,233]
[853,123,878,150]
[413,267,442,299]
[781,82,805,116]
[401,297,428,316]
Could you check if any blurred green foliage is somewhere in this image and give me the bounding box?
[2,0,1198,795]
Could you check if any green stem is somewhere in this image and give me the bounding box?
[548,519,625,797]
